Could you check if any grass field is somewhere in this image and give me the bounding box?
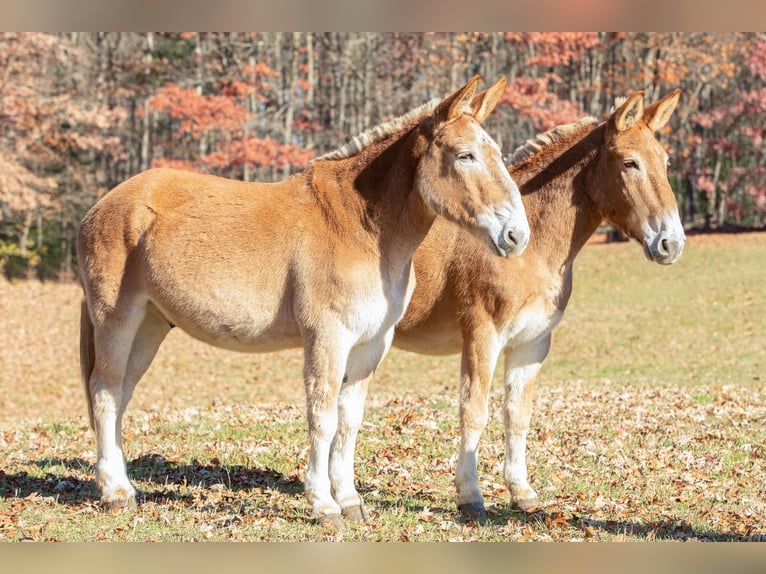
[1,232,764,541]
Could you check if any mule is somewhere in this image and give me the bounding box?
[393,90,684,520]
[77,76,530,528]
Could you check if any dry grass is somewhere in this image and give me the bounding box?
[1,232,765,541]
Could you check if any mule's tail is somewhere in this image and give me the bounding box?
[79,298,95,430]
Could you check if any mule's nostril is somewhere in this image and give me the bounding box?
[659,237,669,255]
[505,229,517,246]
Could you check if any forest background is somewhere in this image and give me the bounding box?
[1,32,764,280]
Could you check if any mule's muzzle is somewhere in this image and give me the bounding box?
[645,228,685,265]
[491,220,530,257]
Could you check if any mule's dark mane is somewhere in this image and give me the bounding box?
[314,98,440,162]
[506,116,599,167]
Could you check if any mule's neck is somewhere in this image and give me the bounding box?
[309,124,434,268]
[513,124,606,270]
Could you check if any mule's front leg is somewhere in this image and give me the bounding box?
[303,336,348,528]
[329,335,391,522]
[455,328,502,521]
[503,335,550,511]
[329,374,371,522]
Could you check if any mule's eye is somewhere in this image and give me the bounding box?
[623,159,638,169]
[457,152,475,162]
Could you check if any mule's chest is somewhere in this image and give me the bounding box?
[499,301,562,348]
[497,269,571,349]
[342,263,416,342]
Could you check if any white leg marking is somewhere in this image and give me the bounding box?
[329,376,371,511]
[455,427,486,507]
[503,335,550,507]
[305,405,342,518]
[91,307,147,507]
[303,332,352,519]
[455,333,502,510]
[330,331,392,514]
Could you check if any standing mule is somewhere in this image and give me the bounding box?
[394,90,684,520]
[77,76,530,528]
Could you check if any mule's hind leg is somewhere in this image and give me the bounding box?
[116,305,172,458]
[330,333,392,522]
[120,306,171,424]
[89,305,147,510]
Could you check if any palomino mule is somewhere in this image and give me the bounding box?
[394,90,684,520]
[77,76,530,528]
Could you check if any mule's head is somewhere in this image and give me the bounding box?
[417,76,529,257]
[592,89,685,265]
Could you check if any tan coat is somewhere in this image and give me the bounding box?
[395,90,684,520]
[77,76,530,527]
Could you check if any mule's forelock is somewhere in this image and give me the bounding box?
[314,98,441,162]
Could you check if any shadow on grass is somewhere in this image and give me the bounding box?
[6,461,758,541]
[0,454,304,509]
[127,453,304,498]
[368,495,760,541]
[481,504,760,542]
[0,458,97,506]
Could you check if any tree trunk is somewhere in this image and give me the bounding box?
[711,148,725,226]
[305,32,315,150]
[140,33,154,172]
[19,210,32,258]
[195,33,207,160]
[282,32,300,178]
[362,33,375,130]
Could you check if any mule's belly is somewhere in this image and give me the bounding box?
[393,313,463,355]
[150,265,413,355]
[152,295,303,353]
[393,332,463,355]
[394,283,567,356]
[394,306,562,356]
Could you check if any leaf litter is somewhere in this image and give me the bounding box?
[1,234,765,540]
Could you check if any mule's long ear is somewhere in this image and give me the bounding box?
[470,76,507,124]
[643,88,681,131]
[610,91,644,133]
[433,75,481,129]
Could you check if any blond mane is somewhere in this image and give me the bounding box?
[508,96,630,165]
[314,98,440,162]
[507,116,599,166]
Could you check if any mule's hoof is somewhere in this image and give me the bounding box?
[512,497,540,512]
[316,513,346,530]
[458,502,489,522]
[101,492,136,512]
[341,504,370,522]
